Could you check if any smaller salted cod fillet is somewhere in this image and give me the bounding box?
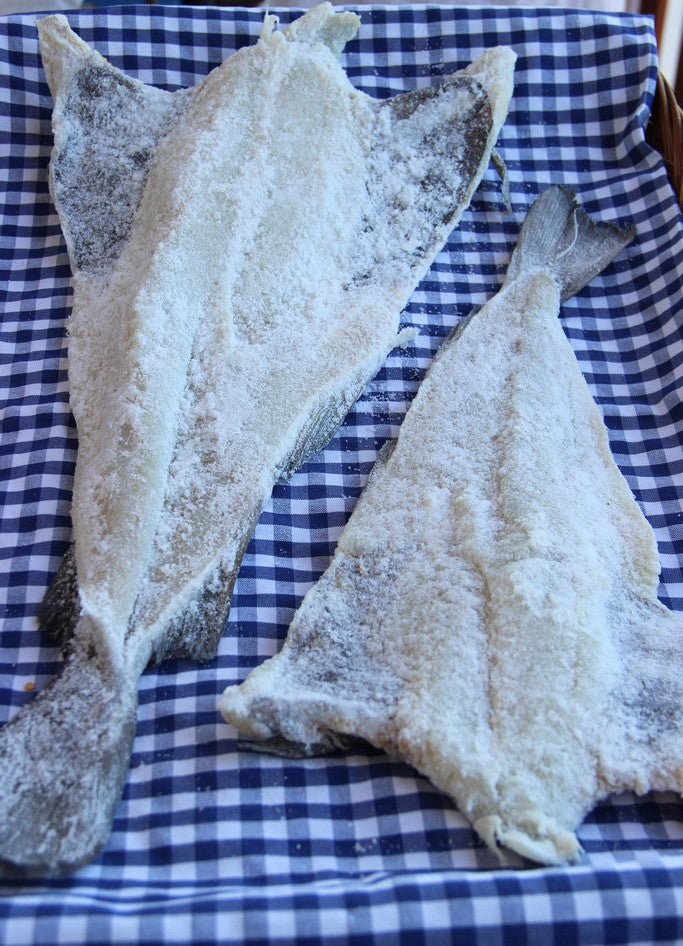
[0,6,515,871]
[221,185,683,867]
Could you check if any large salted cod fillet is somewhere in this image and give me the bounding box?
[220,186,683,867]
[0,5,515,871]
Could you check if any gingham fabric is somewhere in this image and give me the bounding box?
[0,4,681,944]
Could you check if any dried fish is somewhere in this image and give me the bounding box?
[0,5,515,869]
[221,186,682,867]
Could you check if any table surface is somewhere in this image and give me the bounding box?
[0,4,681,945]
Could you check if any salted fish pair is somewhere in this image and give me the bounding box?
[221,186,683,867]
[0,6,515,870]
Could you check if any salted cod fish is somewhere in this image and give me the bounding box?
[0,6,515,871]
[220,185,683,867]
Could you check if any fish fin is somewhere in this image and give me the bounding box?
[373,48,515,254]
[36,546,79,650]
[279,362,390,481]
[280,328,413,479]
[598,595,683,797]
[0,641,137,871]
[490,150,511,212]
[238,731,364,759]
[504,185,635,302]
[38,15,180,273]
[146,552,251,665]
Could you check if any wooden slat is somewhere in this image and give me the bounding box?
[647,70,683,210]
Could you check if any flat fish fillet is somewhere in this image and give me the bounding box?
[220,186,683,867]
[0,5,515,870]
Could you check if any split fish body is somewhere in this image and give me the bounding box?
[220,186,683,867]
[0,5,515,869]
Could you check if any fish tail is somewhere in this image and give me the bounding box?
[0,635,137,871]
[504,185,635,302]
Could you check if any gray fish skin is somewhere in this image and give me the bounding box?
[221,186,682,867]
[0,5,515,870]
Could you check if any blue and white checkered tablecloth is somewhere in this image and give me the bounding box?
[0,3,681,943]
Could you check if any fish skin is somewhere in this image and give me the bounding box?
[0,5,515,870]
[220,186,682,867]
